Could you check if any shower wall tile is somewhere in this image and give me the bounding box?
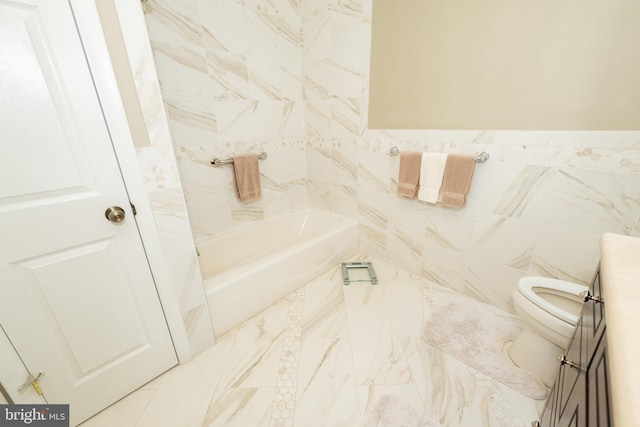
[331,149,359,186]
[165,97,219,148]
[175,140,308,242]
[305,146,333,182]
[145,0,308,249]
[331,98,361,137]
[185,193,231,241]
[117,0,215,356]
[357,189,392,231]
[241,3,300,58]
[331,21,365,74]
[148,187,198,258]
[212,100,257,140]
[196,0,247,52]
[282,101,306,138]
[142,0,202,46]
[304,100,332,136]
[307,180,331,211]
[303,60,338,101]
[300,3,332,61]
[260,147,307,183]
[246,53,303,102]
[329,183,359,217]
[205,50,250,99]
[152,44,216,99]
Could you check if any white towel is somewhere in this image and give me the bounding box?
[417,153,448,203]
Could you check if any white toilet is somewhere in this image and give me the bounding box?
[508,276,588,388]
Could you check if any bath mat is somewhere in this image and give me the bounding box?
[421,300,549,400]
[363,394,443,427]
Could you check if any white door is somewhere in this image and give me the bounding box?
[0,0,177,424]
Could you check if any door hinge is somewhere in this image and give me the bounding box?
[130,203,137,216]
[18,372,44,395]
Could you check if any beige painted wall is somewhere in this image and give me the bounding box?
[369,0,640,130]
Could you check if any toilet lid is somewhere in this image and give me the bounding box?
[518,276,589,324]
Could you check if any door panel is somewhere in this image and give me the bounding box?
[0,0,177,424]
[0,2,89,200]
[12,239,150,375]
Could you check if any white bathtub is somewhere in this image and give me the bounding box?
[199,209,358,336]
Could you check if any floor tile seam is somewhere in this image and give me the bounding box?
[193,354,240,426]
[134,360,225,427]
[128,388,158,427]
[340,283,372,420]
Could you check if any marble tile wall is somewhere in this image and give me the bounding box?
[300,0,640,313]
[113,0,214,355]
[142,0,307,243]
[137,0,640,317]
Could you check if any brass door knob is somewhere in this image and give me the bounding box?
[105,206,126,223]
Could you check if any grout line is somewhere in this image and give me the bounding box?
[269,287,305,427]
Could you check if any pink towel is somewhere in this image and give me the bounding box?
[397,151,422,198]
[440,154,476,208]
[232,154,261,202]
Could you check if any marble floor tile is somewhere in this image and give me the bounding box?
[80,390,155,427]
[346,303,414,385]
[203,387,274,427]
[295,338,360,427]
[301,268,348,339]
[215,301,289,389]
[79,255,541,427]
[134,340,233,427]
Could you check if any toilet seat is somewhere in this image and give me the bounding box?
[509,276,589,386]
[517,276,588,325]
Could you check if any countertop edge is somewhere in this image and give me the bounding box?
[599,232,640,427]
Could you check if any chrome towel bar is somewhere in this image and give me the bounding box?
[389,146,490,163]
[211,151,268,167]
